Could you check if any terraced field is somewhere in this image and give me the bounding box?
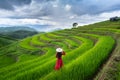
[0,20,120,80]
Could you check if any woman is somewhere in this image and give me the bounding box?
[54,48,65,70]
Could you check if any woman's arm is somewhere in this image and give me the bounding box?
[62,51,65,55]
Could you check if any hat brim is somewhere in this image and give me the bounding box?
[56,48,63,52]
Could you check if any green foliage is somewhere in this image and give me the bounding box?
[0,27,36,33]
[19,37,38,50]
[0,20,120,80]
[31,35,45,46]
[41,36,115,80]
[0,27,38,39]
[5,30,38,39]
[0,37,13,48]
[0,55,16,68]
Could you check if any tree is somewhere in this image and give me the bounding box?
[73,23,78,28]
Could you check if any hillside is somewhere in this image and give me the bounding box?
[0,20,120,80]
[0,35,16,48]
[0,26,36,33]
[1,30,39,39]
[0,26,39,39]
[0,37,13,47]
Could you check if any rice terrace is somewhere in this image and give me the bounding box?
[0,19,120,80]
[0,0,120,80]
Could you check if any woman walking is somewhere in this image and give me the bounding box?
[54,48,65,70]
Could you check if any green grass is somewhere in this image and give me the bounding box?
[19,37,38,50]
[0,20,120,80]
[42,36,115,80]
[31,35,45,47]
[40,34,52,42]
[3,36,94,80]
[0,33,84,80]
[0,37,15,48]
[0,55,16,68]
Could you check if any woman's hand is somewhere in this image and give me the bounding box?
[62,51,65,55]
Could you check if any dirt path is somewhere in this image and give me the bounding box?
[94,37,120,80]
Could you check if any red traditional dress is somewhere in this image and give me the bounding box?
[54,51,65,70]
